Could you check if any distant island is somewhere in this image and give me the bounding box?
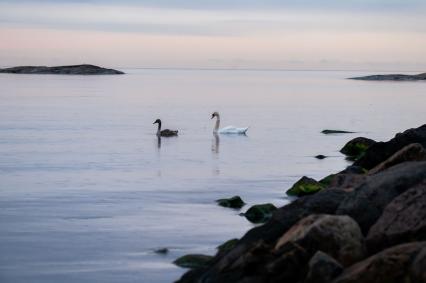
[349,72,426,81]
[0,64,124,75]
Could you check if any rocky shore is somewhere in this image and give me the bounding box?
[0,64,124,75]
[349,73,426,81]
[176,124,426,283]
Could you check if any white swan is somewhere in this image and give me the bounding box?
[211,112,248,134]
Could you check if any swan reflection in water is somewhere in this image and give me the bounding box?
[211,133,220,175]
[212,132,220,154]
[157,135,161,149]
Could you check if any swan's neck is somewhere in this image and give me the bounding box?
[157,121,162,134]
[214,116,220,132]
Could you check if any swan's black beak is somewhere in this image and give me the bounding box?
[211,114,214,119]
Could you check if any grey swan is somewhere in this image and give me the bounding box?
[153,119,178,137]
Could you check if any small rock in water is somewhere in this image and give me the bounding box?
[173,254,213,269]
[340,137,376,160]
[244,203,277,223]
[154,248,169,254]
[322,129,355,134]
[216,196,245,209]
[315,154,327,159]
[286,176,324,197]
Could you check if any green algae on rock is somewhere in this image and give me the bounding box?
[286,176,324,196]
[244,203,277,223]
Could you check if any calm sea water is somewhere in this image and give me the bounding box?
[0,69,425,282]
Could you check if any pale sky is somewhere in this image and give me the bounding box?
[1,0,426,70]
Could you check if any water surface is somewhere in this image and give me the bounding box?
[0,69,425,282]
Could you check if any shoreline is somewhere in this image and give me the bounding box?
[176,124,426,283]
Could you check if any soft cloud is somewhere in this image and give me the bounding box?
[0,1,425,70]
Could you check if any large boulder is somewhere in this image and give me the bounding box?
[332,242,426,283]
[305,251,343,283]
[286,176,324,196]
[411,247,426,283]
[336,161,426,234]
[275,214,365,266]
[354,124,426,169]
[366,183,426,253]
[340,137,376,159]
[368,143,426,174]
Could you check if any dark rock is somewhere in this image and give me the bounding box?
[322,129,355,134]
[286,176,324,196]
[0,64,124,75]
[177,188,349,282]
[154,247,169,254]
[318,174,336,187]
[411,247,426,283]
[332,242,426,283]
[267,242,310,282]
[275,214,365,266]
[216,239,239,257]
[305,251,343,283]
[336,161,426,234]
[326,173,366,191]
[315,154,327,159]
[349,72,426,81]
[216,196,245,209]
[174,254,214,269]
[354,124,426,170]
[340,137,376,159]
[244,204,277,224]
[366,183,426,253]
[339,165,366,174]
[368,143,426,174]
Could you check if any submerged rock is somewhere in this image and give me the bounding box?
[315,154,327,159]
[154,247,169,254]
[322,129,355,134]
[0,64,124,75]
[286,176,324,196]
[216,196,245,209]
[244,203,277,224]
[174,254,213,269]
[340,137,376,159]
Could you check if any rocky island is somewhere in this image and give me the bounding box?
[0,64,124,75]
[176,124,426,283]
[349,72,426,81]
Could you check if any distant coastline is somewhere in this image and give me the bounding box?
[349,72,426,81]
[0,64,124,75]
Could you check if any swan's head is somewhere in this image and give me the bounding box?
[211,112,219,119]
[153,119,161,124]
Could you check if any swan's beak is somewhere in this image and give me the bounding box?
[211,114,214,119]
[153,121,156,124]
